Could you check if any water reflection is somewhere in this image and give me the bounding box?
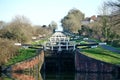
[75,73,115,80]
[0,72,119,80]
[42,73,75,80]
[0,72,42,80]
[12,73,39,80]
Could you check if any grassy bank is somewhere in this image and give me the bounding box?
[81,47,120,66]
[5,48,36,66]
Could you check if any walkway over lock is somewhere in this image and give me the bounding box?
[44,31,76,51]
[43,31,100,51]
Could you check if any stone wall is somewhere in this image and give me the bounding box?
[10,50,44,72]
[75,50,120,73]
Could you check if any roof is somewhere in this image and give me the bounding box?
[52,31,66,37]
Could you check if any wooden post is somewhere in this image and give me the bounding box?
[73,44,76,50]
[51,45,53,50]
[66,41,68,50]
[68,37,69,41]
[58,41,62,51]
[44,45,46,51]
[64,37,66,42]
[43,61,46,72]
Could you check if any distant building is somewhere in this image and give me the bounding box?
[82,15,97,25]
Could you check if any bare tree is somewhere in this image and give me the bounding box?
[1,15,33,43]
[0,21,6,29]
[0,39,19,65]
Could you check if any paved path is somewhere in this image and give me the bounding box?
[85,39,120,54]
[100,45,120,54]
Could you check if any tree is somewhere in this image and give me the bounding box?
[106,0,120,46]
[89,0,120,46]
[33,25,52,37]
[49,21,57,33]
[0,21,6,29]
[0,15,33,43]
[96,3,112,41]
[107,0,120,15]
[61,8,84,33]
[107,0,120,34]
[0,39,19,65]
[89,21,103,40]
[78,25,93,37]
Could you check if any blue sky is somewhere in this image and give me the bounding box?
[0,0,112,26]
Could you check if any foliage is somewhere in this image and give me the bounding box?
[81,47,120,65]
[0,38,19,65]
[49,21,58,33]
[5,48,36,66]
[0,15,33,43]
[78,25,93,37]
[0,21,6,29]
[107,0,120,41]
[33,26,52,37]
[0,15,53,66]
[79,1,120,47]
[61,8,84,33]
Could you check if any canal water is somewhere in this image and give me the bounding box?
[0,72,119,80]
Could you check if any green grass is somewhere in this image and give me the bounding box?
[5,48,36,66]
[2,77,12,80]
[72,39,88,44]
[117,48,120,50]
[79,41,88,44]
[81,47,120,66]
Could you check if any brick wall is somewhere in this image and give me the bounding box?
[10,50,44,72]
[75,50,119,73]
[12,73,35,80]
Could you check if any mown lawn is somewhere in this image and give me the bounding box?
[5,48,36,66]
[81,47,120,66]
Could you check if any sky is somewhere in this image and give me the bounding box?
[0,0,113,26]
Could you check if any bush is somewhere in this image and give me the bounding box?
[112,40,120,47]
[0,38,19,65]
